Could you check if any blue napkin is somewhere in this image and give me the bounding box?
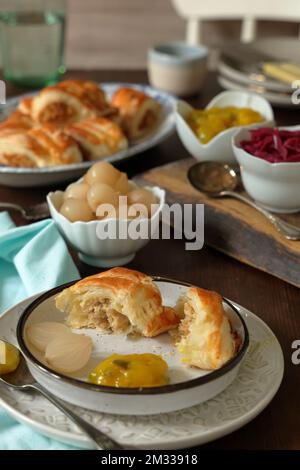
[0,411,79,450]
[0,212,81,450]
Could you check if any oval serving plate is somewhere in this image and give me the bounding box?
[0,83,176,188]
[16,277,249,416]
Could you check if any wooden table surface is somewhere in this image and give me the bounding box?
[1,70,300,450]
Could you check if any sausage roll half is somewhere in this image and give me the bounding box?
[110,87,160,140]
[55,267,180,337]
[176,287,237,370]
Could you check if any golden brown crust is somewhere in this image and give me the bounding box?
[111,87,149,112]
[0,110,33,137]
[188,287,224,329]
[0,124,82,168]
[76,267,153,285]
[31,80,110,126]
[56,80,106,111]
[147,306,180,337]
[176,286,236,370]
[0,133,37,167]
[65,116,128,160]
[110,87,160,139]
[56,267,179,337]
[0,151,36,168]
[18,97,33,116]
[72,267,160,303]
[38,102,76,126]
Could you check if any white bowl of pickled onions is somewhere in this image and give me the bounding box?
[47,162,165,267]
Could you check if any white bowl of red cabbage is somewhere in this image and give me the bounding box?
[232,126,300,213]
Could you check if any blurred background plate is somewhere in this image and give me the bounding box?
[218,38,300,104]
[218,75,295,107]
[0,83,176,188]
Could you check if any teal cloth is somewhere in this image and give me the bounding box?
[0,212,81,450]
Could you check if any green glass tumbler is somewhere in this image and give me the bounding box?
[0,0,66,88]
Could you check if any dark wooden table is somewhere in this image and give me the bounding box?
[1,70,300,450]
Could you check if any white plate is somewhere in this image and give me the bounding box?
[218,75,295,107]
[218,60,291,93]
[0,83,176,188]
[0,292,283,449]
[219,38,300,94]
[16,279,248,415]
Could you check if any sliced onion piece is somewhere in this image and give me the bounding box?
[45,333,92,373]
[26,322,71,352]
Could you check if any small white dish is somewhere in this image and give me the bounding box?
[232,126,300,213]
[16,278,249,416]
[148,42,208,96]
[175,90,275,165]
[0,294,283,449]
[47,184,165,268]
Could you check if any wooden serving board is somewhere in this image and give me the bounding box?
[134,158,300,288]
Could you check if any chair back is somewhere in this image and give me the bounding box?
[171,0,300,43]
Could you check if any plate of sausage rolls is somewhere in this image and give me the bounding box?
[0,80,176,187]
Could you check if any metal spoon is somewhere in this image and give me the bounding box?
[0,341,123,450]
[188,161,300,241]
[0,202,50,221]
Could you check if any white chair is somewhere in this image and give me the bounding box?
[171,0,300,44]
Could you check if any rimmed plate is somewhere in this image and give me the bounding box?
[0,291,283,449]
[218,38,300,107]
[0,83,176,188]
[218,60,291,94]
[218,75,294,107]
[16,278,248,415]
[219,38,300,94]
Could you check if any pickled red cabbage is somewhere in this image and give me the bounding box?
[240,128,300,163]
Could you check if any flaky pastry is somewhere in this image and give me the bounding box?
[0,110,33,138]
[110,87,160,139]
[0,124,82,168]
[66,116,128,160]
[176,287,236,370]
[55,267,179,337]
[18,97,33,116]
[31,80,113,126]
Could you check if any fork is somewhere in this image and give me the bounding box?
[0,202,50,221]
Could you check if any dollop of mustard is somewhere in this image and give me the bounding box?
[0,340,20,375]
[187,106,264,144]
[88,353,169,388]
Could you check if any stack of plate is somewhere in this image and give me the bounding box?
[217,38,300,107]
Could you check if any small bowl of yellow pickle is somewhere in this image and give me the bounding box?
[176,90,274,164]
